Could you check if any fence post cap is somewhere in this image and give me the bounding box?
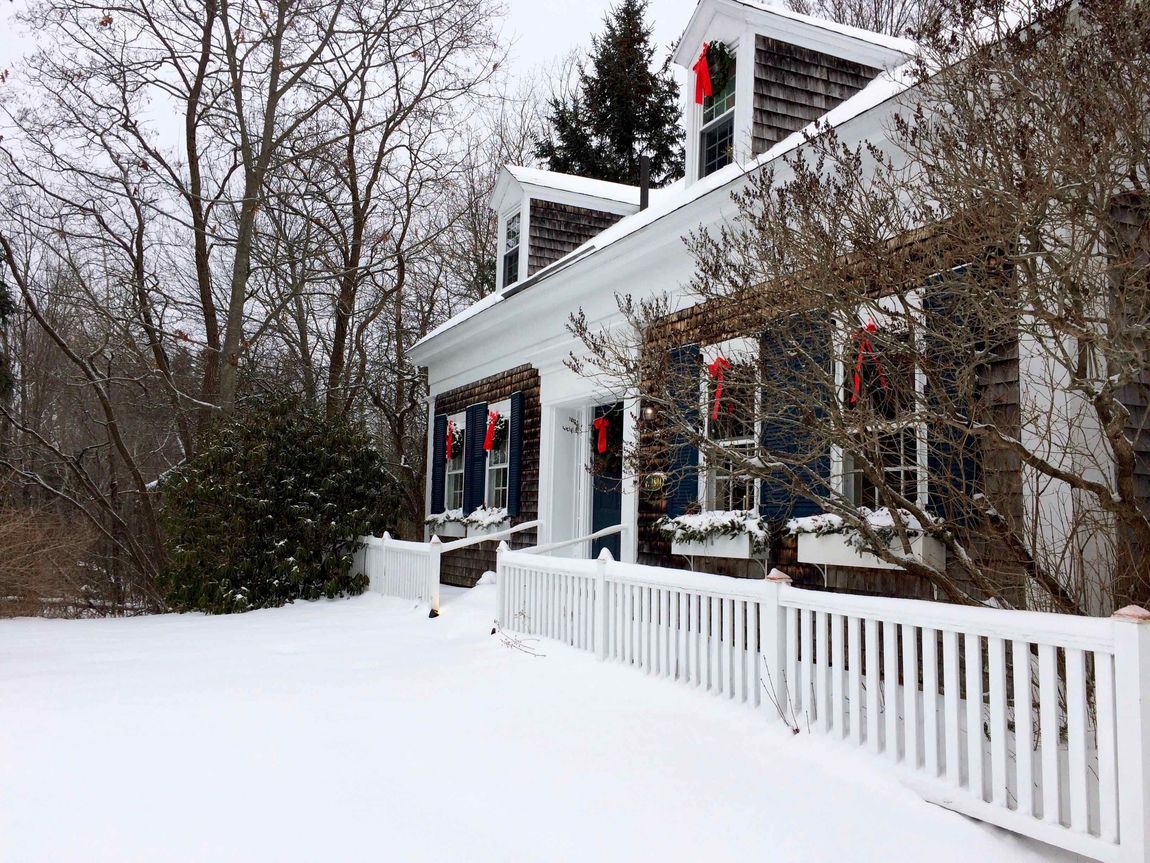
[766,568,792,583]
[429,535,442,546]
[1112,604,1150,623]
[597,547,614,562]
[497,540,509,552]
[382,531,391,540]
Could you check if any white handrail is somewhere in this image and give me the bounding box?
[521,523,628,556]
[439,520,542,554]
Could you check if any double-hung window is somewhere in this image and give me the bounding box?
[702,340,759,511]
[699,60,736,178]
[502,213,520,288]
[840,301,926,509]
[486,400,511,509]
[445,414,466,511]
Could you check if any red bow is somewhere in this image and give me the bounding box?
[851,321,889,404]
[483,410,499,451]
[445,420,455,461]
[693,43,712,104]
[707,355,730,421]
[592,416,610,454]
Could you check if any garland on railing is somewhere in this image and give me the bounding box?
[656,510,774,554]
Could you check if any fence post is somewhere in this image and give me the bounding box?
[594,548,612,661]
[427,536,442,618]
[760,568,792,721]
[1114,604,1150,863]
[496,540,509,628]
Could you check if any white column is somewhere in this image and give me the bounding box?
[1114,604,1150,863]
[620,394,640,564]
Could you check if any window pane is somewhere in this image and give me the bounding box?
[699,114,734,178]
[702,68,736,125]
[503,248,518,287]
[504,214,520,252]
[707,360,756,442]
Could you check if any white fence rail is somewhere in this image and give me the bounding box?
[355,520,543,615]
[496,547,1150,863]
[356,533,441,613]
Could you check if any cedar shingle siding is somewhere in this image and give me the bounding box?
[528,199,623,275]
[434,365,541,587]
[752,35,880,157]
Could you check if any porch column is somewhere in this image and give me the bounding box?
[620,393,640,564]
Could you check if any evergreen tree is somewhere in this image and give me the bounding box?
[536,0,683,186]
[161,395,397,613]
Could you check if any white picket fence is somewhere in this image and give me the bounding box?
[356,533,442,612]
[355,520,542,615]
[496,546,1150,863]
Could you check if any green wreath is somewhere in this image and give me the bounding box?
[707,41,736,95]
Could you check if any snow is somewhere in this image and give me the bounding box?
[788,506,927,535]
[729,0,919,55]
[0,585,1062,862]
[658,509,770,542]
[504,165,641,205]
[464,504,509,528]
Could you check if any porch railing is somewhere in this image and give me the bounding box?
[355,520,542,614]
[495,548,1150,863]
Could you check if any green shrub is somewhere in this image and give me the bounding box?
[161,396,396,613]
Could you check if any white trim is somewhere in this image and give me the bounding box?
[699,337,761,512]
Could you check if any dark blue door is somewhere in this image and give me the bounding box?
[590,403,624,560]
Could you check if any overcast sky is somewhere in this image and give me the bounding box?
[1,0,698,87]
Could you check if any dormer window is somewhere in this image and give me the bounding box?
[700,60,736,178]
[503,213,521,287]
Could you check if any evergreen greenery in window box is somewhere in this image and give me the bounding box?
[788,508,946,571]
[657,510,772,560]
[425,509,466,538]
[464,505,510,537]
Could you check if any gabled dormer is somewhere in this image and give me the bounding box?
[490,166,641,291]
[673,0,914,185]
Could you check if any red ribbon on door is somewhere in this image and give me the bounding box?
[592,415,610,454]
[693,43,712,104]
[850,321,889,404]
[483,410,499,451]
[445,420,455,461]
[707,355,730,421]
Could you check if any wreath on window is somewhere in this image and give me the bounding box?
[486,413,509,453]
[706,41,736,95]
[445,423,464,461]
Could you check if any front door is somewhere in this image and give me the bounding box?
[590,402,624,560]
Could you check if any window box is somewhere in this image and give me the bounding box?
[425,509,467,539]
[671,532,757,560]
[464,506,509,539]
[793,515,946,571]
[658,510,770,561]
[429,520,466,539]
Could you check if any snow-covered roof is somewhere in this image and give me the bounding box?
[413,62,918,357]
[728,0,918,55]
[503,166,640,206]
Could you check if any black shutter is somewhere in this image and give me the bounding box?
[463,401,488,514]
[507,391,525,516]
[666,344,701,518]
[924,276,981,525]
[430,414,447,514]
[759,314,833,522]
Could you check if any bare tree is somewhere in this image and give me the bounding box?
[786,0,939,38]
[570,0,1150,615]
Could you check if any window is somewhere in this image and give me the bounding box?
[699,61,736,178]
[486,401,511,509]
[702,341,759,511]
[840,319,924,509]
[445,415,466,511]
[502,213,520,288]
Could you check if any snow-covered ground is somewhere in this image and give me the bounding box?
[1,584,1068,862]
